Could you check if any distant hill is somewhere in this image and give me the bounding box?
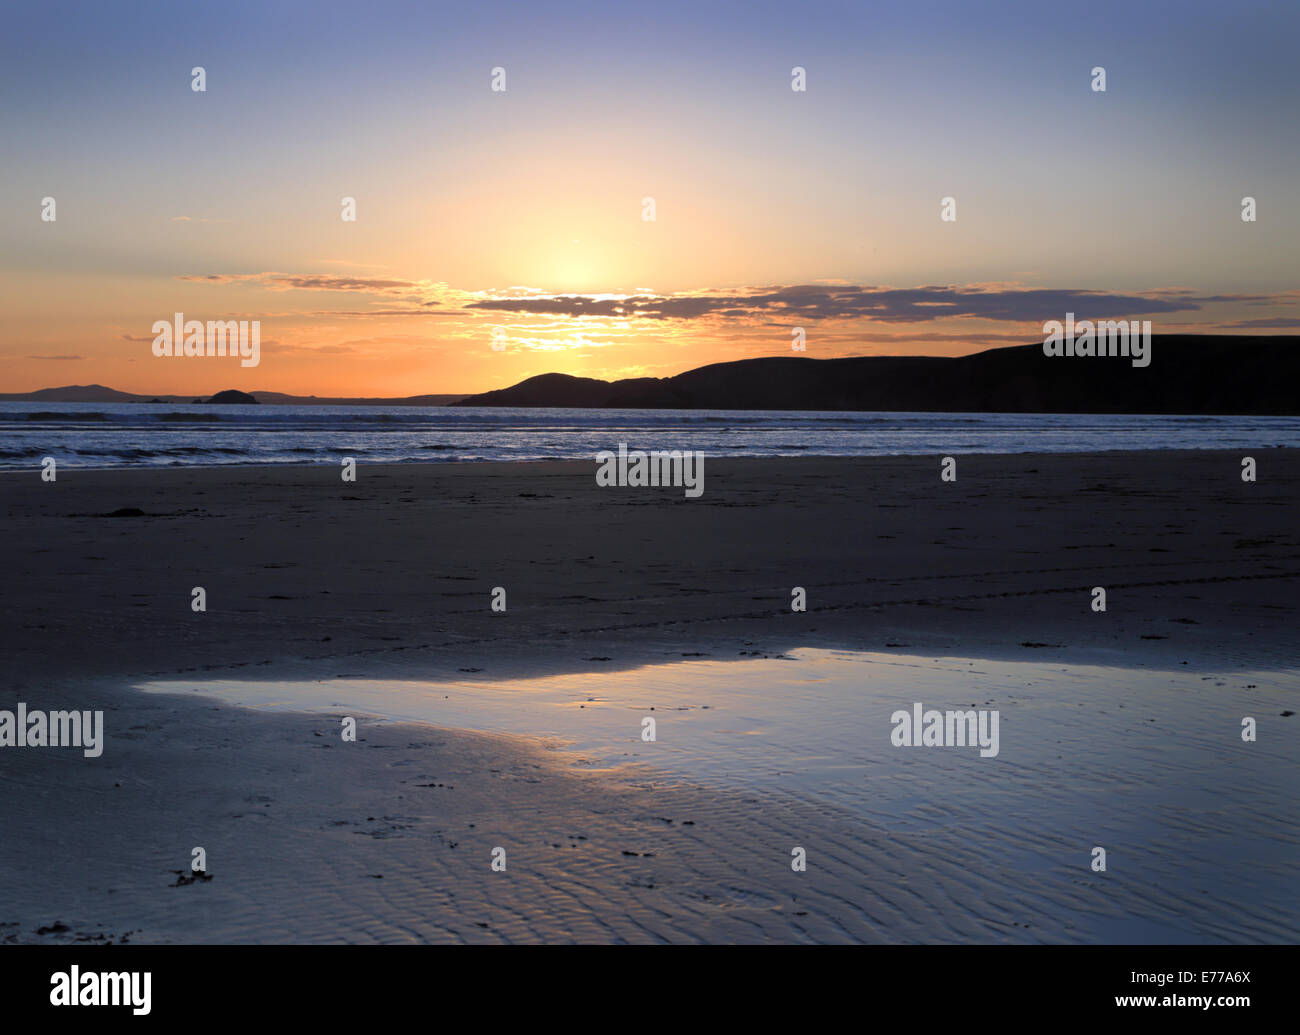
[0,385,469,406]
[202,389,259,405]
[0,384,141,403]
[451,336,1300,415]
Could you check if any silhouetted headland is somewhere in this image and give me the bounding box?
[452,336,1300,414]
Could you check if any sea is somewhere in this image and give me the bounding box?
[2,401,1299,469]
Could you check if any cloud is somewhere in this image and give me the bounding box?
[466,285,1203,323]
[1218,317,1300,329]
[305,308,454,317]
[174,273,1300,331]
[177,272,426,294]
[1179,291,1300,304]
[270,275,426,293]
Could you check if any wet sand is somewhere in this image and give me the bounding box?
[0,450,1296,943]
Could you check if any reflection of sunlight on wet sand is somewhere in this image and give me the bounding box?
[138,647,1297,811]
[138,648,1300,942]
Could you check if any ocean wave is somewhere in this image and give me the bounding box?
[68,446,251,458]
[3,411,111,422]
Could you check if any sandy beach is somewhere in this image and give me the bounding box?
[1,449,1297,944]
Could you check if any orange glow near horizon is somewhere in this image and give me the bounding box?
[3,270,1294,398]
[5,3,1300,398]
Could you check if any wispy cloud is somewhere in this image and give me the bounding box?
[177,272,429,295]
[1218,317,1300,329]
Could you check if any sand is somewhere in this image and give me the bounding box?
[0,449,1296,943]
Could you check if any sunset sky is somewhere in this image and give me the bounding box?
[3,0,1298,396]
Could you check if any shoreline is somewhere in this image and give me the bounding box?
[2,441,1297,477]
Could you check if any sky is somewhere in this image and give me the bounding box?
[2,0,1298,396]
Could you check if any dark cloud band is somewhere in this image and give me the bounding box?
[467,285,1199,323]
